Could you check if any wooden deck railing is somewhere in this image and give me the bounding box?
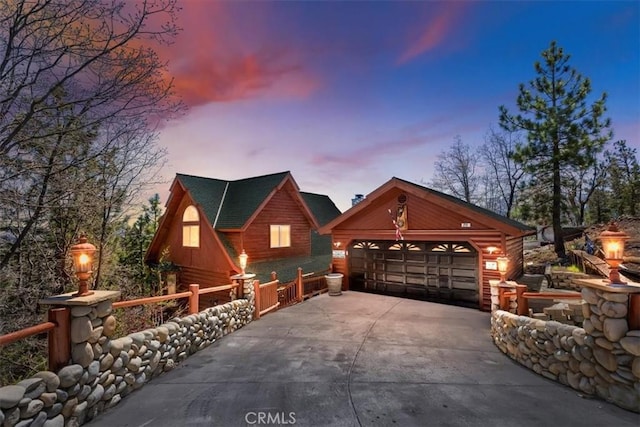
[0,307,71,373]
[0,282,240,372]
[302,275,327,299]
[498,284,582,315]
[254,279,280,319]
[278,281,298,308]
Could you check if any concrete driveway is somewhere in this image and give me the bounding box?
[89,292,638,426]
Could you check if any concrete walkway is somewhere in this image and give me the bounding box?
[89,292,639,426]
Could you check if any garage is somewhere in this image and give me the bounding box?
[319,177,534,311]
[349,240,478,307]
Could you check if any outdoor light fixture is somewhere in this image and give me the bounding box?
[486,246,498,255]
[239,249,248,276]
[599,222,629,285]
[70,234,96,297]
[496,256,509,283]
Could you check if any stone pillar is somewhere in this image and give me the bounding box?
[40,291,121,368]
[489,279,517,313]
[243,279,255,318]
[575,278,640,411]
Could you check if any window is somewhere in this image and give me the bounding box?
[270,225,291,248]
[182,205,200,247]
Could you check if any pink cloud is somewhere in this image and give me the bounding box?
[397,3,469,64]
[153,2,320,107]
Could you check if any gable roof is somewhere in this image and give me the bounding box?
[176,171,292,229]
[319,177,534,237]
[300,192,342,227]
[175,171,340,232]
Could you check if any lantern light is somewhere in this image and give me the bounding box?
[496,256,509,284]
[599,222,629,285]
[69,234,96,297]
[239,249,248,276]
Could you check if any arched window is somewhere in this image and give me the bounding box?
[182,205,199,247]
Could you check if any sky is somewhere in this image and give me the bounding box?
[150,0,639,212]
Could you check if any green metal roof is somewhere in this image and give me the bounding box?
[249,254,332,283]
[176,171,290,229]
[300,192,341,227]
[175,174,228,226]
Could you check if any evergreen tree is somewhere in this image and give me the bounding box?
[118,194,164,295]
[605,140,640,217]
[499,41,611,260]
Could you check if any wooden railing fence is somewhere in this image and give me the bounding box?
[0,283,239,372]
[498,284,582,316]
[278,281,298,308]
[302,275,328,299]
[275,267,330,309]
[254,279,280,319]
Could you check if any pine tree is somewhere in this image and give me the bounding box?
[499,41,611,260]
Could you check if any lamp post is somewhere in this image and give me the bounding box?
[600,222,629,285]
[497,256,509,284]
[231,249,255,300]
[239,249,248,276]
[69,234,96,297]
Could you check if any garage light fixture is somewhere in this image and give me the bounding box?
[599,222,629,285]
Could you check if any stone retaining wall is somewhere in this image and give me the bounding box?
[491,285,640,412]
[0,297,254,426]
[547,269,591,290]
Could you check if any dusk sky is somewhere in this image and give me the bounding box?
[152,0,639,212]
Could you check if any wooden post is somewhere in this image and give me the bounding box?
[48,307,70,372]
[297,267,303,302]
[271,271,277,281]
[629,294,640,331]
[254,280,261,319]
[498,287,508,311]
[515,284,528,315]
[236,279,244,299]
[189,284,199,314]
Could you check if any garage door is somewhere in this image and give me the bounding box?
[349,240,478,307]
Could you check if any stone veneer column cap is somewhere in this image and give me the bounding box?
[39,290,121,306]
[574,278,640,294]
[489,280,519,288]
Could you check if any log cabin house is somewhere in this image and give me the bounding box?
[146,171,341,302]
[318,177,535,311]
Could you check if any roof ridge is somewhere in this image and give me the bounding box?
[300,190,330,198]
[229,170,290,183]
[176,171,290,184]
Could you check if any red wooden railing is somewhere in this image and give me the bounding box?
[498,284,582,316]
[0,283,240,372]
[254,279,280,319]
[0,307,70,373]
[302,275,327,299]
[278,282,298,308]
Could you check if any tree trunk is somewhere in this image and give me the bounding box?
[552,146,566,260]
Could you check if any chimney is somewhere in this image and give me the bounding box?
[351,194,365,206]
